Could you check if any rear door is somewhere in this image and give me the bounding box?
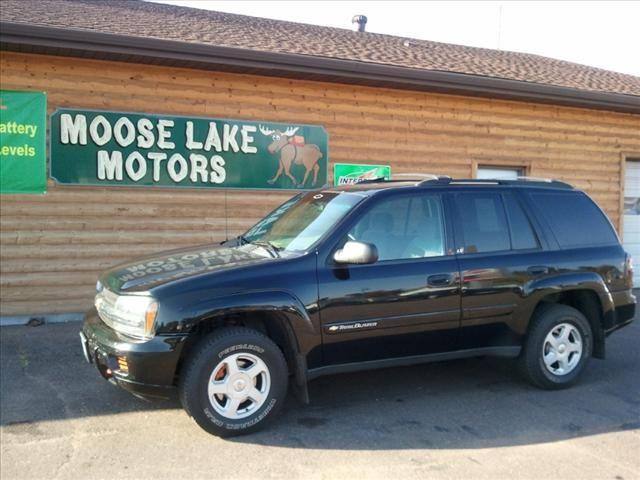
[317,190,461,365]
[451,189,548,350]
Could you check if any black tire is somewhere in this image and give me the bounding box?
[519,304,593,390]
[179,327,288,437]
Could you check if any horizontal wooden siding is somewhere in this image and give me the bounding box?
[1,52,639,315]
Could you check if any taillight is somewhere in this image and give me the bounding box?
[625,254,634,288]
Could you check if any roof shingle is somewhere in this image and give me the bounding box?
[2,0,639,97]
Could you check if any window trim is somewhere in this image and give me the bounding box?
[620,152,640,236]
[501,191,542,252]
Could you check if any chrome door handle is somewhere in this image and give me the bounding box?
[427,274,454,287]
[527,266,549,275]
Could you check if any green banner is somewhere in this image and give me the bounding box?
[50,109,328,190]
[0,90,47,194]
[334,163,391,186]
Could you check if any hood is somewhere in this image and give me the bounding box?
[100,243,273,293]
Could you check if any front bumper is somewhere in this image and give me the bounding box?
[81,308,188,399]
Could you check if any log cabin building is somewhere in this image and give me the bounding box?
[1,0,639,321]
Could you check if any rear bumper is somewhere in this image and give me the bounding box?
[605,290,636,335]
[81,308,187,399]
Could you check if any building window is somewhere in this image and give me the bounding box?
[477,165,525,180]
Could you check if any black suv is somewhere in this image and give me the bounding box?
[80,176,636,436]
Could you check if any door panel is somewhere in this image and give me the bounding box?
[318,257,460,364]
[317,191,461,365]
[457,251,544,349]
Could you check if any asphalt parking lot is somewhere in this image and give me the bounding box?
[1,309,639,480]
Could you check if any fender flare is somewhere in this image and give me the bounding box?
[178,289,317,397]
[518,272,613,357]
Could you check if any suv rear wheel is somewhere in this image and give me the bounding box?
[519,304,593,389]
[179,327,288,437]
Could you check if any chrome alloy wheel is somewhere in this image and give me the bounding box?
[207,353,271,420]
[542,323,583,376]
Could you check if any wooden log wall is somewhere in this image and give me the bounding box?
[1,52,639,315]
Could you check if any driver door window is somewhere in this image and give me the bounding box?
[348,194,446,261]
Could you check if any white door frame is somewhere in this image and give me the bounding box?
[620,152,640,236]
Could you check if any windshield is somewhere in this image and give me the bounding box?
[244,191,363,252]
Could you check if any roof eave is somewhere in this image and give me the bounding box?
[1,22,639,114]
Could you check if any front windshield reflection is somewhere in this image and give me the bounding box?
[244,192,363,252]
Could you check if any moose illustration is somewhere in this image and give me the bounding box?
[259,125,323,187]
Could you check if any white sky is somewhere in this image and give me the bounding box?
[151,0,640,77]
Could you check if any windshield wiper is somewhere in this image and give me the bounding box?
[222,235,249,246]
[250,240,281,258]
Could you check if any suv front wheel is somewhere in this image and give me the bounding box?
[519,304,593,389]
[179,327,288,437]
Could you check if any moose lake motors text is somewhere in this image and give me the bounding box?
[50,109,328,190]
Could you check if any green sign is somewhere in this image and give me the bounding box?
[334,163,391,186]
[50,109,328,190]
[0,90,47,194]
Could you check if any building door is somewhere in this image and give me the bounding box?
[477,165,525,180]
[624,159,640,287]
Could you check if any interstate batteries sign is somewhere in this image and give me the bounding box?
[50,109,328,190]
[334,163,391,186]
[0,90,47,194]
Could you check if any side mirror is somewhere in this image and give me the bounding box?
[333,241,378,265]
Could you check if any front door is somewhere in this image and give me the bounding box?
[317,191,461,365]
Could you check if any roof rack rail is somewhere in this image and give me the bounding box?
[506,176,573,188]
[417,177,573,189]
[356,173,450,185]
[354,174,573,189]
[353,177,387,184]
[393,173,441,181]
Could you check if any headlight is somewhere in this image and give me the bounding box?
[95,290,158,340]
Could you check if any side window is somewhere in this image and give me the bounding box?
[530,192,618,248]
[455,193,510,253]
[503,193,539,250]
[348,194,445,261]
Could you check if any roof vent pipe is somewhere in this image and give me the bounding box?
[352,15,367,32]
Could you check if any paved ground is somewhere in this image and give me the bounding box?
[1,310,639,480]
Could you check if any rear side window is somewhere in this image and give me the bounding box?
[531,192,618,248]
[454,193,510,253]
[503,193,539,250]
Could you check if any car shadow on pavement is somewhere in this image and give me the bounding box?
[1,319,638,450]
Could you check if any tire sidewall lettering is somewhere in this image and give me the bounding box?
[223,398,277,430]
[218,343,265,359]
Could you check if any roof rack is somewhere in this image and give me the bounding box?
[417,176,573,189]
[354,173,573,189]
[355,173,447,185]
[393,173,441,181]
